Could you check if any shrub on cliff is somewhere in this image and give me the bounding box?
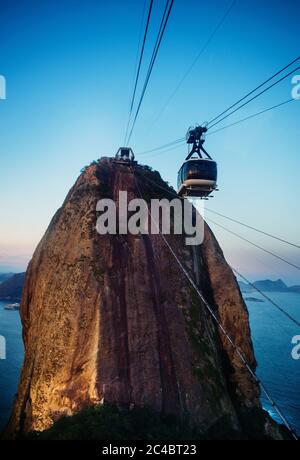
[27,404,200,441]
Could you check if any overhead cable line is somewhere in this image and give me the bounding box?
[206,56,300,127]
[144,141,186,157]
[137,56,299,155]
[207,98,295,135]
[138,86,297,156]
[132,169,297,440]
[207,218,300,271]
[232,267,300,328]
[124,0,154,145]
[151,0,237,124]
[233,267,300,329]
[206,208,300,249]
[135,168,178,196]
[139,173,300,255]
[136,169,300,330]
[133,0,148,71]
[207,64,300,129]
[138,136,185,155]
[126,0,175,145]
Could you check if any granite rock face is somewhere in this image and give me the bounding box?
[5,158,283,438]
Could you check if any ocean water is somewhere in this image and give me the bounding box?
[0,294,299,436]
[0,301,24,431]
[245,292,300,436]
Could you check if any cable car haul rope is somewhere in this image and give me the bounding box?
[116,2,300,439]
[138,55,300,156]
[131,168,298,440]
[132,167,300,364]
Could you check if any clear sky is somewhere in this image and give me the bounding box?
[0,0,299,284]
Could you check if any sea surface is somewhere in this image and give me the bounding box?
[0,293,299,435]
[245,292,300,436]
[0,301,23,430]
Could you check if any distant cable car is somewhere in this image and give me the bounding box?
[113,147,137,165]
[177,126,218,198]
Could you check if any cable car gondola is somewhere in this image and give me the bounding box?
[177,126,217,198]
[113,147,137,165]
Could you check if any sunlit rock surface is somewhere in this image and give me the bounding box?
[5,158,285,439]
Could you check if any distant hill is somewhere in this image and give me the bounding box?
[0,273,15,284]
[0,273,25,300]
[239,278,300,294]
[253,279,289,292]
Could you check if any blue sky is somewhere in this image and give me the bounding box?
[0,0,299,284]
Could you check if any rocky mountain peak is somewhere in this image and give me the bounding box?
[5,158,285,439]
